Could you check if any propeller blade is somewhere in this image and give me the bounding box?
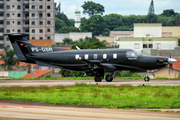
[169,63,171,74]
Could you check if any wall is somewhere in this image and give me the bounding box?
[134,23,162,37]
[0,71,9,78]
[162,32,172,37]
[30,40,52,47]
[155,67,180,78]
[55,32,92,43]
[110,31,134,40]
[162,27,180,38]
[9,71,28,79]
[151,49,180,58]
[117,37,178,54]
[118,38,143,53]
[69,32,92,41]
[55,34,69,43]
[96,36,114,43]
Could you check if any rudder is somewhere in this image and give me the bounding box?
[5,33,35,63]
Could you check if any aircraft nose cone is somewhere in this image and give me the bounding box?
[168,58,177,64]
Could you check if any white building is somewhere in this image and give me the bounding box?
[75,9,81,28]
[55,32,92,43]
[134,23,162,37]
[116,23,178,54]
[110,31,134,40]
[118,38,178,54]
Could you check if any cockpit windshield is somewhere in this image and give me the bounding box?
[126,50,141,58]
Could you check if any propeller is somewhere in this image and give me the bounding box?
[168,53,177,74]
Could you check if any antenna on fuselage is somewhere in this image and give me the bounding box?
[76,46,81,50]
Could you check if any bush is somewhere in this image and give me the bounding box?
[45,74,51,78]
[120,71,133,77]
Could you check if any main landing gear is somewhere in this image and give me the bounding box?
[105,74,113,82]
[94,72,115,82]
[94,72,104,82]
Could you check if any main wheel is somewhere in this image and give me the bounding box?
[144,76,150,82]
[94,75,102,82]
[105,75,113,82]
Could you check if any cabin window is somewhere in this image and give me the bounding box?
[103,54,107,59]
[75,54,79,60]
[113,54,117,59]
[94,54,98,59]
[126,51,140,58]
[84,54,88,60]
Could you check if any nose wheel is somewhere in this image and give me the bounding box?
[144,76,150,82]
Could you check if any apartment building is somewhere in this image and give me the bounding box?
[0,0,54,49]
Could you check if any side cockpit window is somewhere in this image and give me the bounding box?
[126,51,140,58]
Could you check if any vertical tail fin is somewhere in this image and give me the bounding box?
[4,33,35,63]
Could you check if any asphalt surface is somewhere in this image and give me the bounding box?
[0,79,180,120]
[0,79,180,87]
[0,101,180,120]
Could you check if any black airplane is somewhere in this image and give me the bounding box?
[6,33,177,82]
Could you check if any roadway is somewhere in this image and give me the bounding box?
[0,79,180,87]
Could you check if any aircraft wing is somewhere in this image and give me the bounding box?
[78,57,145,72]
[78,57,116,72]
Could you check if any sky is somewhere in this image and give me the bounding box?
[55,0,180,19]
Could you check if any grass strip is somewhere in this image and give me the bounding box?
[0,84,180,109]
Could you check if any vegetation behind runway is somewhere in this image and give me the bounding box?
[0,84,180,109]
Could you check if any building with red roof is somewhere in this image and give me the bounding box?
[20,70,52,78]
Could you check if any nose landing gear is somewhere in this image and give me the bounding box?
[144,76,150,82]
[144,72,150,82]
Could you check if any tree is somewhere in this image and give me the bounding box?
[80,15,107,36]
[63,38,74,44]
[113,26,130,31]
[81,1,105,16]
[55,13,70,26]
[174,13,180,26]
[146,13,157,23]
[161,9,177,17]
[0,47,19,70]
[54,2,61,15]
[58,26,79,33]
[69,19,75,27]
[55,17,66,33]
[103,13,123,31]
[71,37,107,49]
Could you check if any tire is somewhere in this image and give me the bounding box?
[105,75,113,82]
[144,76,150,82]
[94,75,102,82]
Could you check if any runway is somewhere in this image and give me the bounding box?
[1,79,180,120]
[0,79,180,87]
[0,100,180,120]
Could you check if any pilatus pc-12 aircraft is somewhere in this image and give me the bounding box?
[6,33,177,82]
